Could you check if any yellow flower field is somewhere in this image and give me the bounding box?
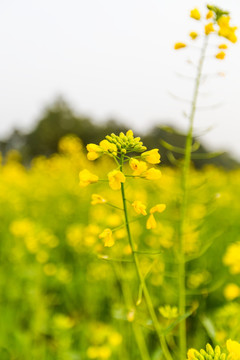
[0,134,240,359]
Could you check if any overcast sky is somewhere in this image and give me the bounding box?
[1,0,240,159]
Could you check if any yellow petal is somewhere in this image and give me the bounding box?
[99,228,115,247]
[79,169,99,187]
[108,170,126,190]
[189,32,198,40]
[206,10,213,20]
[174,42,187,50]
[87,151,100,160]
[132,201,147,216]
[205,23,215,35]
[150,204,166,214]
[190,8,201,20]
[218,44,228,49]
[144,168,162,180]
[91,194,106,205]
[216,51,226,60]
[129,158,148,175]
[141,149,161,164]
[146,214,157,229]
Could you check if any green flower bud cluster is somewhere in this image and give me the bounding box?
[188,344,227,360]
[105,130,147,154]
[207,5,229,21]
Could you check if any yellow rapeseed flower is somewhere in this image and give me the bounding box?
[206,10,214,19]
[99,139,117,154]
[223,283,240,301]
[205,23,215,35]
[216,51,226,59]
[218,16,238,43]
[131,201,147,216]
[146,214,157,230]
[141,149,161,164]
[108,170,126,190]
[189,31,198,40]
[129,158,148,176]
[190,8,201,20]
[108,332,122,346]
[223,242,240,274]
[150,204,166,214]
[98,345,112,359]
[58,134,82,154]
[224,27,238,43]
[99,228,114,247]
[86,143,103,160]
[218,15,230,28]
[146,204,166,230]
[174,42,187,50]
[159,305,178,319]
[226,339,240,359]
[79,169,99,187]
[228,30,238,43]
[187,348,198,359]
[144,168,162,180]
[219,43,228,49]
[91,194,106,205]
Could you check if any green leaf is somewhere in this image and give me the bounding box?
[159,310,193,336]
[167,152,182,166]
[201,315,216,342]
[160,140,185,154]
[136,310,193,335]
[160,139,200,154]
[191,151,224,159]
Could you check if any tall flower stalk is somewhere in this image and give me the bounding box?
[174,5,237,358]
[178,35,208,359]
[80,130,172,359]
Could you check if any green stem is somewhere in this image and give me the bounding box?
[114,264,151,360]
[120,157,173,360]
[105,202,123,211]
[178,35,208,359]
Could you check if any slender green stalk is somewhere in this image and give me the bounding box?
[178,35,208,359]
[119,157,173,360]
[105,202,123,211]
[114,264,151,360]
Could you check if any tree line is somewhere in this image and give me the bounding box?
[0,98,238,169]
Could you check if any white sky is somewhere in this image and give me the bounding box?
[1,0,240,159]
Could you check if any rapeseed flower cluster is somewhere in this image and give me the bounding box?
[187,340,240,360]
[80,130,162,189]
[175,4,237,60]
[80,130,166,247]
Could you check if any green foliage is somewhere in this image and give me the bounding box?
[0,98,238,169]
